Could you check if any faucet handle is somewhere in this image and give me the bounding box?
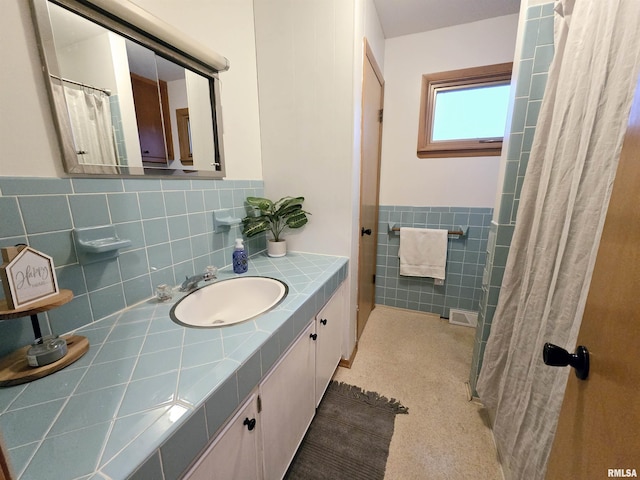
[204,266,217,280]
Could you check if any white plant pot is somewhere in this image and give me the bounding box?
[267,239,287,257]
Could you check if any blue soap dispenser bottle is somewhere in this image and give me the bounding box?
[232,238,248,274]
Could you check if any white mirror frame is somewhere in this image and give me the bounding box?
[30,0,229,178]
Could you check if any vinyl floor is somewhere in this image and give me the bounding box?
[333,305,503,480]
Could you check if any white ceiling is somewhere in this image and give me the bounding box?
[373,0,521,38]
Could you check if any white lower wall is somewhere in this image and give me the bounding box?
[380,14,519,208]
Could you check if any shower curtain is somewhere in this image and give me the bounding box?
[64,85,117,166]
[476,1,640,479]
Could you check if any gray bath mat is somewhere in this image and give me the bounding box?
[284,381,408,480]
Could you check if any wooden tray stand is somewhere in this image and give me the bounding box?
[0,290,89,387]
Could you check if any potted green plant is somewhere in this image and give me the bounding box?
[242,196,310,257]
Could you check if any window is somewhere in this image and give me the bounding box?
[417,63,513,158]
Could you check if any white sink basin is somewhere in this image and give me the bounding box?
[170,276,288,328]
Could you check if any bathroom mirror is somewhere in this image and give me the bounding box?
[30,0,227,178]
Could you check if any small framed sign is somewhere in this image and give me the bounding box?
[0,246,59,310]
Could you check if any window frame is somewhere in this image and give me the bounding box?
[417,62,513,158]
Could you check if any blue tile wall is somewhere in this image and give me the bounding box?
[376,206,492,317]
[0,177,265,357]
[469,3,554,395]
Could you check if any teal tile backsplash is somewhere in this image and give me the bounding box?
[0,177,265,358]
[0,198,23,238]
[18,195,73,233]
[69,194,111,227]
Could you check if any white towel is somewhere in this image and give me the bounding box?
[398,227,448,279]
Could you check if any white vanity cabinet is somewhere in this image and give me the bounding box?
[260,322,316,480]
[183,281,346,480]
[314,284,345,407]
[183,393,261,480]
[260,282,346,478]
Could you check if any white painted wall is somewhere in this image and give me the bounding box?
[363,0,386,71]
[0,0,262,180]
[253,0,385,360]
[57,33,118,92]
[252,0,383,257]
[253,0,357,257]
[0,1,64,177]
[379,14,519,208]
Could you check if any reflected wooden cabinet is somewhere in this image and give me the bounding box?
[130,73,174,163]
[176,107,193,165]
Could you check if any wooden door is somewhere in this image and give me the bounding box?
[130,73,171,163]
[545,76,640,478]
[357,40,384,340]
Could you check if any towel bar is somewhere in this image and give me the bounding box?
[391,227,464,235]
[388,223,468,237]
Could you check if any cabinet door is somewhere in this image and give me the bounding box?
[315,283,345,406]
[130,73,168,163]
[260,323,316,480]
[184,394,261,480]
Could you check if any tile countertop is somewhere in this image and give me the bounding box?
[0,252,348,480]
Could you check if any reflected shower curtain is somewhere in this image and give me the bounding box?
[64,86,117,166]
[476,1,640,479]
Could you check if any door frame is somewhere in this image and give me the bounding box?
[354,38,384,351]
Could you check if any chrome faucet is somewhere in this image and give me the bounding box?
[180,270,217,291]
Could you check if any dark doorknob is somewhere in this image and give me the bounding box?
[361,227,372,236]
[243,417,256,431]
[543,343,589,380]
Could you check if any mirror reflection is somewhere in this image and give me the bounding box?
[37,0,224,177]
